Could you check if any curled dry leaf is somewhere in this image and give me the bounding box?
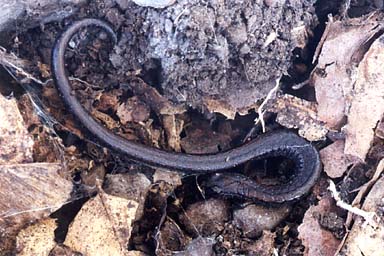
[312,13,384,129]
[341,175,384,255]
[320,140,358,178]
[344,32,384,160]
[16,218,57,256]
[64,190,139,256]
[266,94,327,141]
[298,197,341,256]
[0,94,34,164]
[0,163,73,254]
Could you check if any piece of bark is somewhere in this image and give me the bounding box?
[266,94,328,141]
[0,94,34,164]
[298,197,341,256]
[16,218,57,256]
[0,0,86,32]
[0,163,73,254]
[320,140,358,178]
[312,14,384,129]
[341,176,384,255]
[344,32,384,160]
[64,190,139,256]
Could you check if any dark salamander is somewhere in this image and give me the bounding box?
[51,19,321,203]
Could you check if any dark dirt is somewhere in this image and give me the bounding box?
[4,0,384,255]
[110,0,317,113]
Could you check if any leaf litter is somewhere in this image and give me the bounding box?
[0,0,384,255]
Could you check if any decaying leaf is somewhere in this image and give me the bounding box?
[312,13,384,129]
[298,197,341,256]
[266,94,328,141]
[0,93,34,164]
[344,32,384,160]
[0,163,73,254]
[320,140,358,178]
[16,218,57,255]
[341,175,384,255]
[64,189,139,255]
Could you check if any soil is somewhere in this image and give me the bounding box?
[2,0,384,255]
[109,0,317,112]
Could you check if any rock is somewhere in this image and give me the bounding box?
[233,204,291,238]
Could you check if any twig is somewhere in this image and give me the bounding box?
[328,180,377,226]
[255,77,280,133]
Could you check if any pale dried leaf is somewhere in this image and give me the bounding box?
[64,190,139,256]
[344,33,384,160]
[320,140,358,178]
[0,94,34,164]
[312,14,384,129]
[16,218,57,256]
[298,197,341,256]
[341,175,384,255]
[0,163,72,254]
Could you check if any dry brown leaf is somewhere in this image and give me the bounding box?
[64,190,139,256]
[344,32,384,160]
[341,175,384,255]
[0,94,34,164]
[16,218,57,255]
[298,197,341,256]
[320,140,358,178]
[267,94,328,141]
[312,13,384,129]
[0,163,72,254]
